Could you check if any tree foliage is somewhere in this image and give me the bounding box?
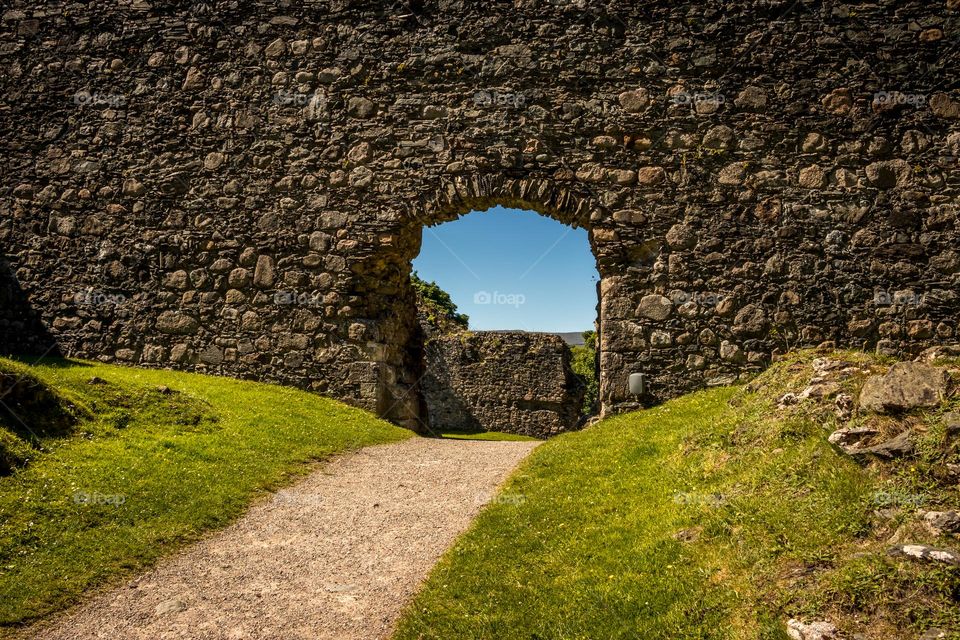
[411,271,469,330]
[571,330,598,416]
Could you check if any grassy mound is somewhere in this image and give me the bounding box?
[0,360,87,474]
[394,351,960,640]
[0,357,411,632]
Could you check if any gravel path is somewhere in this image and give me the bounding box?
[25,437,539,640]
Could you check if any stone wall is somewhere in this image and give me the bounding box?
[421,331,584,438]
[1,1,958,428]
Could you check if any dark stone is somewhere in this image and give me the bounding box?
[944,412,960,437]
[924,510,960,535]
[858,429,915,460]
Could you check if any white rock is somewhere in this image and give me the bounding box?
[786,619,841,640]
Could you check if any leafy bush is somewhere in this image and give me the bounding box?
[411,271,469,330]
[571,330,598,416]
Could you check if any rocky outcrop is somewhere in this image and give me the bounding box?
[889,544,960,567]
[859,363,952,414]
[769,352,959,639]
[923,510,960,535]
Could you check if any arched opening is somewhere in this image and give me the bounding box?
[350,176,637,434]
[407,205,601,438]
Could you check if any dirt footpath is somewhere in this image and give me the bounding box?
[26,437,539,640]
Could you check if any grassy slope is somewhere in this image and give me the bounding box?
[395,352,960,640]
[0,357,411,632]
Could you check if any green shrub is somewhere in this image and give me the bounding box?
[571,330,598,415]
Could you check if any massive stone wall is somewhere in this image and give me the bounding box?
[1,0,958,429]
[421,330,584,438]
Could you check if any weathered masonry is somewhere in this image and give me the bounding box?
[1,1,958,431]
[421,330,584,438]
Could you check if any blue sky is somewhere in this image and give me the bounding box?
[412,207,599,333]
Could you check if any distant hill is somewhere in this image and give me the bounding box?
[557,332,587,346]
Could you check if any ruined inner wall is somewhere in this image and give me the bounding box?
[1,1,958,429]
[421,330,583,438]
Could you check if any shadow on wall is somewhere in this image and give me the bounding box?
[419,348,484,434]
[0,259,60,358]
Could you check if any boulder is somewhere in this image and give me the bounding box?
[665,223,696,249]
[735,86,768,110]
[347,97,378,118]
[720,340,746,363]
[777,392,799,409]
[618,88,650,112]
[253,255,276,288]
[916,345,960,362]
[264,38,286,58]
[944,411,960,437]
[930,93,960,119]
[858,362,951,413]
[199,345,224,366]
[732,304,768,337]
[834,393,853,421]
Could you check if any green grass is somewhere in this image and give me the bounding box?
[395,352,960,640]
[0,356,411,632]
[440,431,540,442]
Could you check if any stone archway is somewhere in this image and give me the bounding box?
[360,175,613,430]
